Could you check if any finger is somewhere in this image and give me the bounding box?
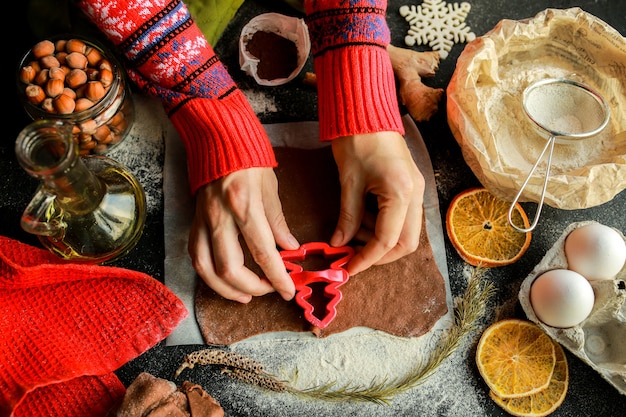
[262,172,300,250]
[189,196,274,303]
[372,195,423,266]
[188,217,254,303]
[209,214,277,298]
[330,178,365,248]
[347,196,408,275]
[237,208,296,301]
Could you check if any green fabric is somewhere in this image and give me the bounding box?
[186,0,246,45]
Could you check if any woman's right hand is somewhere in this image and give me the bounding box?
[187,167,299,303]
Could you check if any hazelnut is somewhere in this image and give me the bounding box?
[26,60,41,74]
[53,93,76,114]
[98,59,113,73]
[110,116,128,134]
[56,52,68,66]
[65,39,87,54]
[85,47,103,67]
[98,68,114,88]
[41,97,55,113]
[48,66,66,81]
[74,97,95,112]
[19,66,37,84]
[109,133,122,144]
[108,111,125,127]
[25,84,46,105]
[65,52,88,69]
[54,39,68,53]
[80,138,96,148]
[66,68,88,89]
[85,67,99,81]
[33,68,49,86]
[45,78,65,98]
[31,40,55,59]
[39,55,60,69]
[62,87,77,100]
[79,119,98,135]
[74,84,86,99]
[84,81,106,102]
[93,124,111,141]
[78,132,93,143]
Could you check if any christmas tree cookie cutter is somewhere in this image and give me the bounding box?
[280,242,354,329]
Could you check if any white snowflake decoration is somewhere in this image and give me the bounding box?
[400,0,476,59]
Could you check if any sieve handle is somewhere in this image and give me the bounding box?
[507,135,556,233]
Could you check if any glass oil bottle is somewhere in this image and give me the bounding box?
[15,119,146,263]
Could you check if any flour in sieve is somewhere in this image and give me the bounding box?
[523,82,607,136]
[477,59,612,175]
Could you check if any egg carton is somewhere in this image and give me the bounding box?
[519,220,626,395]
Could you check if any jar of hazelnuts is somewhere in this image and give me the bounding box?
[17,36,134,155]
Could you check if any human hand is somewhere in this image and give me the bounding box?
[188,167,299,303]
[330,131,425,275]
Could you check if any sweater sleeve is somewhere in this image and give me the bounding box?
[75,0,276,195]
[304,0,404,141]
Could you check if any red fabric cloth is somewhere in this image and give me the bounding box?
[0,236,188,416]
[12,373,126,417]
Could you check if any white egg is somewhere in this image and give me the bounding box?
[530,269,595,328]
[564,223,626,280]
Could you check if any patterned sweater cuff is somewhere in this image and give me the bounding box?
[169,90,276,195]
[313,46,404,142]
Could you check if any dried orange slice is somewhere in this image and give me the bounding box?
[446,187,531,267]
[476,319,556,399]
[490,340,569,417]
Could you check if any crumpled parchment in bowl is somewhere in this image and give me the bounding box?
[447,8,626,209]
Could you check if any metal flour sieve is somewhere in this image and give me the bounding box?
[507,78,610,232]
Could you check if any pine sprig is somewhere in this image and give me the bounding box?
[175,267,495,404]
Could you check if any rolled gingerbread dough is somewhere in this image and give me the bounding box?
[195,144,448,344]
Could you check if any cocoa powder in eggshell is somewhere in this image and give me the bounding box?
[246,31,298,80]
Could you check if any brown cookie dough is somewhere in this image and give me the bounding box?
[195,144,448,344]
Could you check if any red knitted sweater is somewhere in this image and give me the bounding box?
[76,0,403,195]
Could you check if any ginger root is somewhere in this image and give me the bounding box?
[387,44,444,122]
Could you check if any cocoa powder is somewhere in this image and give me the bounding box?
[246,31,298,80]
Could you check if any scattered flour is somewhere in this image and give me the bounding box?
[105,93,166,215]
[243,89,279,114]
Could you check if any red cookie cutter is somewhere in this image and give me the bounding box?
[280,242,354,329]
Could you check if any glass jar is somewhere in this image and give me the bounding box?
[16,36,134,155]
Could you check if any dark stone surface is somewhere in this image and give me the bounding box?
[6,0,626,416]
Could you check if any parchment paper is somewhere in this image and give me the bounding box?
[163,115,451,346]
[447,7,626,209]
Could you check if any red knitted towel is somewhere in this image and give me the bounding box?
[12,373,126,417]
[0,236,188,416]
